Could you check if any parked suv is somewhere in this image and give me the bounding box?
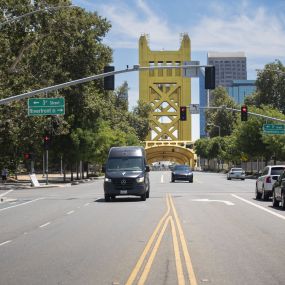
[272,170,285,209]
[256,165,285,200]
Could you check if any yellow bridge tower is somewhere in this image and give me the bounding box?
[139,34,196,167]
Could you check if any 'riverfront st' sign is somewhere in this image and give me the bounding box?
[28,98,65,116]
[263,124,285,135]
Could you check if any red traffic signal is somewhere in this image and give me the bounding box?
[24,153,30,160]
[180,106,187,121]
[24,153,34,160]
[43,133,51,150]
[241,105,248,121]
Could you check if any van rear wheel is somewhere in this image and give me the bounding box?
[105,194,111,202]
[146,191,149,198]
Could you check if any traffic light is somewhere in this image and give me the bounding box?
[180,106,187,121]
[241,105,248,121]
[205,66,215,89]
[104,66,115,90]
[24,153,30,160]
[23,153,34,160]
[43,133,51,150]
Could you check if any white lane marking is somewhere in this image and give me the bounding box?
[192,199,235,206]
[0,189,13,197]
[39,222,51,228]
[67,210,75,215]
[0,197,45,212]
[161,174,164,183]
[232,194,285,221]
[84,203,90,207]
[0,240,12,247]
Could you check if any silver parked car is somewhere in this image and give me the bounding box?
[272,170,285,209]
[256,165,285,200]
[227,168,246,180]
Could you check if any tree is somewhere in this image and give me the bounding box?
[248,60,285,113]
[129,100,152,141]
[194,138,210,159]
[206,87,238,137]
[115,81,129,111]
[0,0,113,171]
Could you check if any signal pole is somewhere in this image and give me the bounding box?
[46,150,48,185]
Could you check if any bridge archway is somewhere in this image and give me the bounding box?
[145,145,196,168]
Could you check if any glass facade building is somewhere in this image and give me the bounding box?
[199,69,207,138]
[227,80,256,104]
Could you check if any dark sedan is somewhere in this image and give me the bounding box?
[171,165,193,183]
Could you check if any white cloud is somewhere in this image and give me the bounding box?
[82,0,285,59]
[191,7,285,58]
[83,0,181,50]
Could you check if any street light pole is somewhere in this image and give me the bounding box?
[0,5,80,28]
[207,123,221,136]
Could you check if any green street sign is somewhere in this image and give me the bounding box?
[263,124,285,135]
[28,98,65,116]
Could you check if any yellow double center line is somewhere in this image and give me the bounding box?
[126,194,197,285]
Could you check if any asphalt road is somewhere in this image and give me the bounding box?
[1,171,285,285]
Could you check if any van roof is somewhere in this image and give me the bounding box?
[109,146,145,157]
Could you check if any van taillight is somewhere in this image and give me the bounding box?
[266,176,271,183]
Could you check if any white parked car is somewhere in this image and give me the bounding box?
[256,165,285,200]
[227,168,246,180]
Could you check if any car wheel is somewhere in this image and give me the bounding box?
[262,186,269,201]
[272,189,279,207]
[171,178,175,182]
[141,193,146,201]
[227,177,231,180]
[242,179,245,181]
[105,194,111,202]
[189,178,193,183]
[255,185,261,200]
[281,192,285,210]
[146,190,149,198]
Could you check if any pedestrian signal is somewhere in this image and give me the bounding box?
[241,105,248,121]
[43,133,51,150]
[180,106,187,121]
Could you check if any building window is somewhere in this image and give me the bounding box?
[157,61,164,76]
[149,61,154,77]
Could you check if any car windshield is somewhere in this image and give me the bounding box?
[271,167,285,175]
[232,168,243,172]
[107,157,143,171]
[174,165,190,171]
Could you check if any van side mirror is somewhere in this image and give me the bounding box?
[102,164,106,173]
[145,165,150,172]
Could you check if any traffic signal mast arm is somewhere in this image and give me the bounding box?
[199,106,285,123]
[0,64,213,106]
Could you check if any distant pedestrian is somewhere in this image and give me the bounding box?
[2,168,8,183]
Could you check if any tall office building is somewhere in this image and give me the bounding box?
[200,52,248,138]
[207,52,247,87]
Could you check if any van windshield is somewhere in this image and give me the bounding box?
[107,157,144,171]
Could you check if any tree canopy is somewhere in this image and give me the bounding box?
[0,1,151,173]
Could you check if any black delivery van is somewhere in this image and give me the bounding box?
[103,146,150,201]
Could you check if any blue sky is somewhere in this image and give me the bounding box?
[73,0,285,140]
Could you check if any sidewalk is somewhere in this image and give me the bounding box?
[0,173,103,191]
